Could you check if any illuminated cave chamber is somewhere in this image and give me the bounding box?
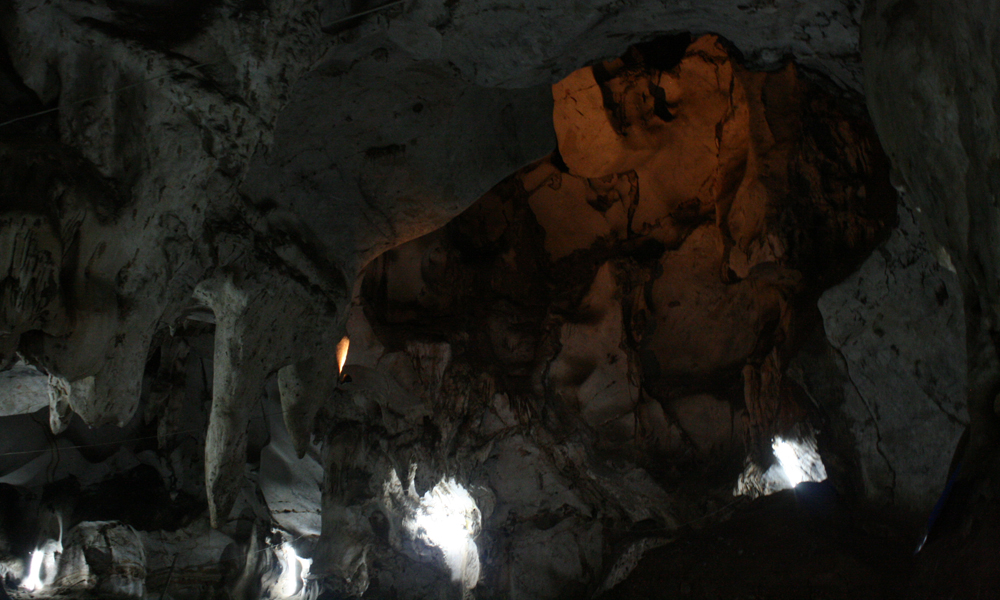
[360,35,888,488]
[0,4,985,600]
[347,33,897,598]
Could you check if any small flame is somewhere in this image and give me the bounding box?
[336,336,350,376]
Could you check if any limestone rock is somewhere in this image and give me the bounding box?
[350,35,894,598]
[241,33,557,279]
[194,269,343,527]
[0,0,965,596]
[55,521,146,597]
[0,360,49,417]
[817,200,967,512]
[862,3,1000,593]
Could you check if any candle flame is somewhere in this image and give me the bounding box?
[336,336,350,376]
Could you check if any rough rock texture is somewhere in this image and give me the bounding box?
[0,360,48,416]
[807,200,968,513]
[259,388,324,537]
[55,521,147,597]
[0,0,984,597]
[862,0,1000,596]
[241,35,557,279]
[321,35,894,598]
[0,0,874,433]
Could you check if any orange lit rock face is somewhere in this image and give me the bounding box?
[552,35,742,250]
[361,35,895,469]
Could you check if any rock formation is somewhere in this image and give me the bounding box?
[0,0,995,598]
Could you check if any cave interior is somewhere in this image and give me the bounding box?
[1,0,999,598]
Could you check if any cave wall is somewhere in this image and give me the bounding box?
[0,0,875,436]
[0,0,991,597]
[792,197,968,513]
[862,0,1000,595]
[320,34,896,598]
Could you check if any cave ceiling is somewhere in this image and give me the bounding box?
[0,0,997,598]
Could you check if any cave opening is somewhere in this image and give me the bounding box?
[0,3,989,599]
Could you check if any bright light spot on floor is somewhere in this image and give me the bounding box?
[274,540,312,598]
[402,474,481,590]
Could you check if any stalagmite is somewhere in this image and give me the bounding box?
[194,271,343,527]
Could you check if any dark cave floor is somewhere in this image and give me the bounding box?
[599,487,919,600]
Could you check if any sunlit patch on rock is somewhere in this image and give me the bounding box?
[735,428,828,498]
[383,466,481,591]
[271,537,314,600]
